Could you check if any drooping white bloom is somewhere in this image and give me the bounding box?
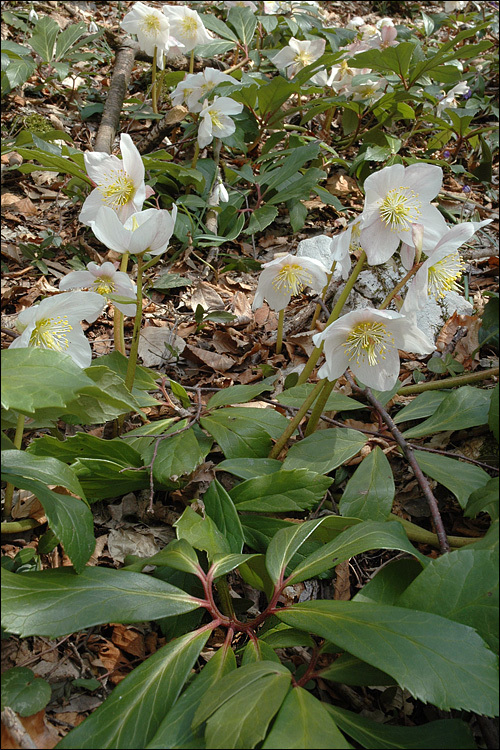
[349,77,385,103]
[9,292,105,368]
[213,178,229,203]
[28,8,39,23]
[89,206,178,258]
[313,308,435,391]
[264,1,320,13]
[401,220,492,314]
[252,253,328,312]
[346,16,364,30]
[444,1,467,11]
[59,262,137,316]
[171,68,235,113]
[88,21,99,34]
[162,5,212,53]
[80,134,146,226]
[224,0,258,10]
[359,163,448,265]
[198,96,243,148]
[271,37,327,85]
[436,81,470,116]
[330,221,362,280]
[121,2,180,63]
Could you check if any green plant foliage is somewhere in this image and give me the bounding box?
[282,428,367,474]
[339,446,395,521]
[230,469,333,512]
[1,667,52,717]
[402,386,492,438]
[414,452,491,509]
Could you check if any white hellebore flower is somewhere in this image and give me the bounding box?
[59,262,137,316]
[313,308,435,391]
[198,96,243,148]
[359,163,448,265]
[89,205,177,258]
[224,1,258,10]
[88,21,99,34]
[272,37,327,84]
[121,2,179,63]
[444,1,467,11]
[252,253,328,312]
[8,291,105,368]
[162,5,212,53]
[401,220,492,314]
[80,133,146,226]
[213,178,229,203]
[28,8,39,23]
[349,77,384,102]
[436,81,470,116]
[172,68,235,113]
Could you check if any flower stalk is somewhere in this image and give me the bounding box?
[124,256,144,393]
[3,412,25,518]
[276,309,285,355]
[269,379,325,459]
[304,379,336,436]
[397,366,499,395]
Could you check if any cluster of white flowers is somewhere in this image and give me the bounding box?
[251,161,491,390]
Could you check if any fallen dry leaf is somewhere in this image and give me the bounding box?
[185,345,234,372]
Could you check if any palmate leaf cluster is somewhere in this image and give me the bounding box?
[1,1,499,748]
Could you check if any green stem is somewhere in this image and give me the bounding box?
[152,45,158,114]
[191,140,200,170]
[304,379,336,436]
[379,262,423,310]
[389,514,478,549]
[397,366,499,395]
[297,251,366,386]
[310,260,336,331]
[3,412,25,518]
[1,518,44,534]
[216,577,235,618]
[269,379,325,459]
[113,251,129,356]
[124,256,144,393]
[189,49,195,75]
[276,309,285,355]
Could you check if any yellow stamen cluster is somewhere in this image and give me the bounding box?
[29,316,72,352]
[296,50,313,67]
[99,169,135,208]
[272,264,313,296]
[427,252,465,299]
[94,278,116,296]
[141,14,161,34]
[209,109,223,129]
[379,186,422,232]
[343,321,394,366]
[181,16,199,39]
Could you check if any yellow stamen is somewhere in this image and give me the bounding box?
[99,169,135,209]
[29,316,72,352]
[428,252,465,299]
[181,16,199,39]
[209,109,223,129]
[93,278,116,296]
[343,321,394,367]
[272,264,313,296]
[379,186,422,232]
[141,14,161,34]
[296,50,313,67]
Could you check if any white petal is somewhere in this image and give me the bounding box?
[83,152,120,185]
[59,270,94,291]
[353,346,400,390]
[418,205,449,253]
[90,207,131,253]
[362,164,405,201]
[390,316,435,354]
[405,163,443,203]
[360,219,400,265]
[198,116,213,148]
[79,189,107,226]
[120,133,145,188]
[400,242,415,271]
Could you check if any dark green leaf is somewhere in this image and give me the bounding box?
[276,384,365,412]
[283,428,366,475]
[339,447,394,521]
[326,705,476,749]
[402,386,491,438]
[397,548,499,653]
[319,653,395,687]
[230,469,332,512]
[488,383,499,441]
[203,480,245,554]
[262,687,351,749]
[287,521,427,585]
[227,6,257,45]
[58,629,210,749]
[279,601,499,714]
[192,662,291,749]
[244,205,279,235]
[1,449,85,499]
[265,517,333,585]
[146,645,236,749]
[29,16,59,62]
[207,376,277,409]
[393,391,449,424]
[414,452,490,509]
[353,558,423,606]
[216,457,282,479]
[1,667,51,717]
[465,477,499,521]
[54,21,86,60]
[1,567,200,638]
[142,425,211,485]
[174,506,232,560]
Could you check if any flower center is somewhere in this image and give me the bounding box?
[379,186,422,232]
[209,109,223,129]
[427,252,466,299]
[98,169,135,209]
[141,14,161,35]
[29,316,72,352]
[349,222,362,252]
[181,16,199,40]
[295,50,313,67]
[343,321,394,367]
[93,277,116,296]
[271,264,313,296]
